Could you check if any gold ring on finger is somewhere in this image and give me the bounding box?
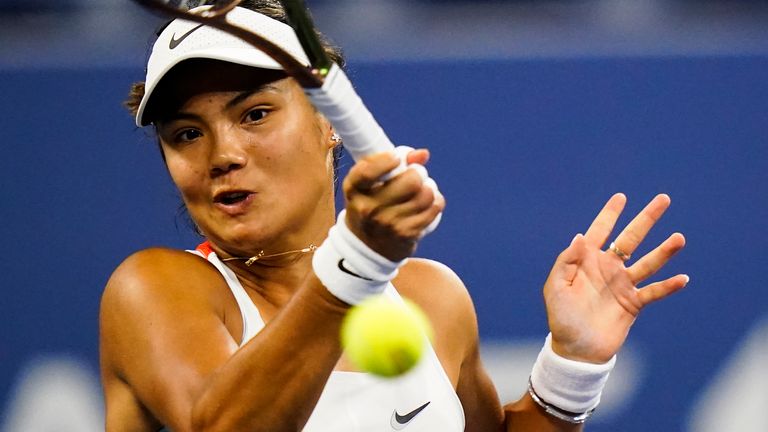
[608,241,631,262]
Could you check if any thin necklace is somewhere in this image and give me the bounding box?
[220,244,317,266]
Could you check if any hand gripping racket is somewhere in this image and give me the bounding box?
[132,0,441,232]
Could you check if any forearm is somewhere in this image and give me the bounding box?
[502,334,613,431]
[504,394,584,432]
[190,278,348,432]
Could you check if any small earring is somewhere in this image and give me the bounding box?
[331,133,342,144]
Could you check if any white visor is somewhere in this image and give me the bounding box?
[135,6,310,126]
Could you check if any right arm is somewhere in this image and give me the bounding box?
[100,248,350,432]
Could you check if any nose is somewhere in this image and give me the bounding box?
[209,129,248,177]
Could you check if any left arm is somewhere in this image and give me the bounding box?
[459,193,688,431]
[454,311,585,432]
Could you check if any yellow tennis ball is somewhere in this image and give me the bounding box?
[341,295,433,377]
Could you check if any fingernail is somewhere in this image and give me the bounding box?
[682,274,690,285]
[571,233,582,246]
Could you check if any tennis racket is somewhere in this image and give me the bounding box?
[131,0,441,230]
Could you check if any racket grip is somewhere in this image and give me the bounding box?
[305,64,396,162]
[306,64,442,234]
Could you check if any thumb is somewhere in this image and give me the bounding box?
[554,234,585,282]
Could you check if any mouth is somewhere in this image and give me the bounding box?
[214,190,252,205]
[212,190,256,216]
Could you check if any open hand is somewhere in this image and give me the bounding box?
[544,193,688,363]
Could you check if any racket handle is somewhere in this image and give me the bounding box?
[305,64,396,163]
[305,64,442,234]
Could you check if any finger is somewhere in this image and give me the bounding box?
[393,146,430,165]
[367,192,444,242]
[390,172,443,235]
[422,211,443,236]
[400,201,445,239]
[550,234,586,284]
[612,194,671,258]
[343,152,401,193]
[423,177,443,202]
[367,166,429,206]
[637,274,690,307]
[627,233,686,283]
[407,163,428,182]
[374,182,441,223]
[584,193,627,248]
[345,167,438,228]
[421,181,445,235]
[405,148,430,165]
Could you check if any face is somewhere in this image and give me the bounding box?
[152,60,337,256]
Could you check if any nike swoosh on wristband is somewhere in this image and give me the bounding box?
[390,401,431,430]
[337,259,373,281]
[169,24,205,49]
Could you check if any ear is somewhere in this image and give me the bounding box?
[326,123,342,151]
[315,113,339,150]
[329,130,342,149]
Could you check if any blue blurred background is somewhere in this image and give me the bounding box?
[1,1,766,431]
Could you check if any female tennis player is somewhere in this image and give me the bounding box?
[99,1,688,431]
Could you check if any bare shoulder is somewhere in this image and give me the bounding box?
[394,258,475,318]
[100,248,240,430]
[100,246,232,334]
[102,248,222,321]
[394,258,479,386]
[103,247,220,296]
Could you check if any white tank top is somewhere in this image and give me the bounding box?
[191,243,465,431]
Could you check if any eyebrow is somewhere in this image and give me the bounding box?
[159,83,283,125]
[157,112,200,126]
[225,84,282,110]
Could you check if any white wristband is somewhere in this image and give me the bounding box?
[312,210,406,304]
[529,333,616,414]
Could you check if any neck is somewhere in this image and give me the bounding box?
[217,245,315,309]
[208,192,337,302]
[221,244,317,266]
[207,222,333,305]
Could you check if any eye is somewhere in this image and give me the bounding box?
[174,128,203,143]
[243,108,268,124]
